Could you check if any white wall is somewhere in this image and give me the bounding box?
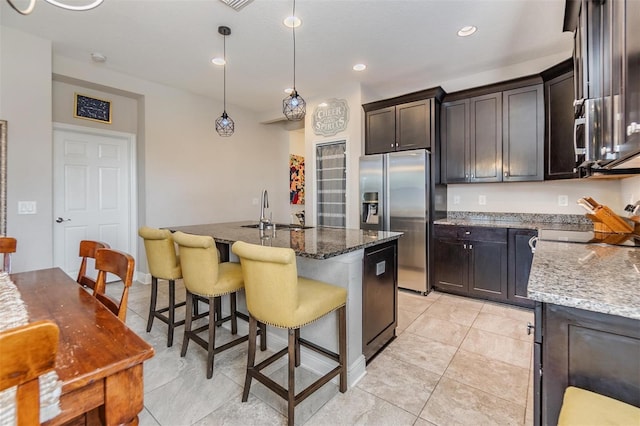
[446,178,634,216]
[620,175,640,209]
[1,25,290,273]
[0,27,53,273]
[304,83,363,229]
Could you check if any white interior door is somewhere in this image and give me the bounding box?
[53,125,135,280]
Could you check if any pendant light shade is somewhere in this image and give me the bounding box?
[216,26,235,137]
[282,0,305,121]
[6,0,103,15]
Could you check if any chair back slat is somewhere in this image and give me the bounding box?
[93,248,135,321]
[76,240,110,290]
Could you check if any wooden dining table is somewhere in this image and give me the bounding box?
[10,267,154,425]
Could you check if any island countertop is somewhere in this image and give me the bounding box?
[527,240,640,320]
[167,221,402,260]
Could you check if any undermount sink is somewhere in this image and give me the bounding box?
[241,223,313,230]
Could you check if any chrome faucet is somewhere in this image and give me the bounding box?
[259,189,271,230]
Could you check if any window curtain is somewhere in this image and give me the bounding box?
[316,141,346,228]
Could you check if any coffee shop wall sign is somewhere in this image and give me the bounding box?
[312,98,349,137]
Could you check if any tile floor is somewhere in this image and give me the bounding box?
[111,280,535,426]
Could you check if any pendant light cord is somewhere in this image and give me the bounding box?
[292,0,296,91]
[223,34,227,112]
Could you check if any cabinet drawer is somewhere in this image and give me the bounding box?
[460,227,507,243]
[433,224,459,240]
[434,225,507,243]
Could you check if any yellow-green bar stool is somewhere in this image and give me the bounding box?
[231,241,347,426]
[558,386,640,425]
[173,231,264,379]
[138,226,185,347]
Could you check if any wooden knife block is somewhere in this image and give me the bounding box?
[579,197,634,234]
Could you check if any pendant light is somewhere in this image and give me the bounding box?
[6,0,103,15]
[282,0,306,121]
[215,26,235,137]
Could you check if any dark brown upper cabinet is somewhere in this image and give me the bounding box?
[542,59,578,180]
[502,85,544,182]
[363,87,445,155]
[441,77,543,183]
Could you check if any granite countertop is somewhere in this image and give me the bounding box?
[167,221,402,260]
[434,212,594,232]
[527,240,640,320]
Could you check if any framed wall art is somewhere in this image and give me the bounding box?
[74,93,112,124]
[290,154,305,205]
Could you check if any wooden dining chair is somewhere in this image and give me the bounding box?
[0,320,59,425]
[0,236,17,273]
[93,248,135,322]
[76,240,110,290]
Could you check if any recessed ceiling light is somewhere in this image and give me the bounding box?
[457,25,477,37]
[283,16,301,28]
[353,63,366,71]
[284,88,293,94]
[211,57,226,65]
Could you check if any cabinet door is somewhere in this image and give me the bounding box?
[503,85,544,181]
[396,100,430,151]
[507,229,536,307]
[545,72,578,180]
[470,93,502,182]
[365,106,396,155]
[468,240,507,301]
[441,99,469,183]
[433,238,468,294]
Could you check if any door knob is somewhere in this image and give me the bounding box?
[55,217,71,223]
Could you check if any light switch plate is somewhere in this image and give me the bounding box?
[478,195,486,205]
[558,195,569,207]
[453,195,460,205]
[18,201,37,215]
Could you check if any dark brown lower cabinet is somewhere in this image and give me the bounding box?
[362,240,397,362]
[535,302,640,426]
[433,225,507,302]
[433,225,535,307]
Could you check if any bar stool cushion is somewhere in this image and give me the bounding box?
[558,386,640,426]
[138,227,181,280]
[174,232,243,297]
[232,241,346,328]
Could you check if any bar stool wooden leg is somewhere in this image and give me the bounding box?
[260,321,267,351]
[167,279,177,347]
[231,293,238,335]
[339,305,347,393]
[146,277,159,332]
[287,329,296,426]
[294,328,301,367]
[207,296,217,379]
[243,315,258,402]
[181,291,193,357]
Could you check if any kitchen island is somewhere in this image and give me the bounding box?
[168,221,403,386]
[527,239,640,425]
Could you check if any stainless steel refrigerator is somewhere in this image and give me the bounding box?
[359,149,430,294]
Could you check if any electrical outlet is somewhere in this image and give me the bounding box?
[558,195,569,207]
[252,198,259,206]
[453,195,460,205]
[18,201,37,215]
[478,195,486,205]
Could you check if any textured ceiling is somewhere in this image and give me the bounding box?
[0,0,573,116]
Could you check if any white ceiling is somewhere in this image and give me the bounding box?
[0,0,574,116]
